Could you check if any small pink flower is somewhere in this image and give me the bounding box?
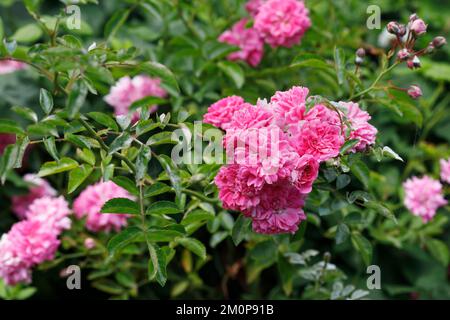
[73,181,134,233]
[203,96,252,130]
[270,86,309,127]
[403,176,447,222]
[410,19,427,36]
[292,154,319,194]
[338,102,378,152]
[440,158,450,184]
[432,36,446,48]
[104,75,167,121]
[84,238,96,250]
[0,233,32,286]
[25,196,71,235]
[11,174,57,219]
[254,0,311,48]
[407,85,422,99]
[0,59,26,75]
[218,18,264,67]
[397,48,410,61]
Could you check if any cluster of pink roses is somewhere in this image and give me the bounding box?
[0,175,71,285]
[104,75,167,121]
[218,0,311,67]
[0,175,133,285]
[204,86,377,234]
[403,158,450,222]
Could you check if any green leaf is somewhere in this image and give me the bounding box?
[135,145,151,182]
[146,201,181,215]
[351,233,372,266]
[146,228,184,242]
[109,132,132,154]
[381,146,403,162]
[129,96,167,112]
[76,148,95,166]
[11,23,43,43]
[67,164,93,194]
[66,80,88,118]
[426,239,449,266]
[336,174,351,190]
[146,131,176,146]
[43,136,59,161]
[140,61,179,94]
[147,243,167,286]
[65,133,92,149]
[334,47,345,85]
[11,106,38,123]
[365,201,397,223]
[87,112,118,131]
[231,214,251,246]
[218,61,244,89]
[39,88,53,115]
[135,119,160,137]
[340,139,359,155]
[335,223,350,245]
[107,226,142,258]
[291,53,331,70]
[350,160,370,189]
[156,154,182,199]
[100,197,140,215]
[111,176,139,196]
[0,119,24,134]
[181,209,214,225]
[38,157,79,177]
[144,182,172,198]
[176,237,206,260]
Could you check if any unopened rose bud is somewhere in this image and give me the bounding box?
[407,85,422,99]
[432,36,447,48]
[84,238,96,249]
[387,21,400,35]
[409,13,418,22]
[397,24,407,37]
[355,56,364,65]
[356,48,365,58]
[397,48,410,61]
[425,43,435,54]
[407,55,421,69]
[410,19,427,36]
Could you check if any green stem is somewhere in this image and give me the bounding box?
[350,62,400,100]
[182,188,219,204]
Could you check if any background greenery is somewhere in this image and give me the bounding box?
[0,0,449,300]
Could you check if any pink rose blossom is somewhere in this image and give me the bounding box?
[218,19,264,67]
[73,181,134,232]
[410,19,427,36]
[245,0,265,17]
[270,86,308,127]
[292,154,319,194]
[0,233,32,286]
[403,176,447,222]
[203,96,252,130]
[215,164,263,211]
[292,118,344,162]
[407,85,422,99]
[25,196,71,235]
[0,134,15,155]
[11,174,57,219]
[254,0,311,48]
[84,238,96,250]
[104,75,167,121]
[440,158,450,184]
[0,59,26,75]
[228,101,274,130]
[338,102,378,152]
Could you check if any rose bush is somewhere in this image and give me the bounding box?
[0,0,448,300]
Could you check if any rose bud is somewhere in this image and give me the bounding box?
[397,48,410,61]
[397,24,407,37]
[407,85,422,99]
[387,21,400,35]
[84,238,96,249]
[410,19,427,36]
[356,48,366,58]
[355,56,364,65]
[432,36,447,48]
[407,55,421,69]
[425,43,435,54]
[409,13,418,22]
